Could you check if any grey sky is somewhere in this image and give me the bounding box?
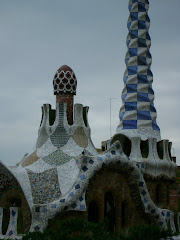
[0,0,180,166]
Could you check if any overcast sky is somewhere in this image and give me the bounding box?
[0,0,179,166]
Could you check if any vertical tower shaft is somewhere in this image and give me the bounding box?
[116,0,160,140]
[56,94,74,125]
[53,65,77,125]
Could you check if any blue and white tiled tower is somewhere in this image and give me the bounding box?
[116,0,161,140]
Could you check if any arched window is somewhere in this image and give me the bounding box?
[156,184,160,205]
[111,134,131,157]
[2,198,23,235]
[104,192,115,232]
[88,201,98,223]
[157,141,163,160]
[140,140,149,158]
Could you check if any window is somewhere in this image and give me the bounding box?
[104,192,115,232]
[111,134,131,157]
[157,141,163,160]
[88,201,98,223]
[140,140,149,158]
[156,184,160,205]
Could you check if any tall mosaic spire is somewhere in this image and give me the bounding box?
[116,0,161,140]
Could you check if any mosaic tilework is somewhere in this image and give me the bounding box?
[36,104,50,149]
[27,168,61,204]
[117,0,160,140]
[64,192,86,212]
[21,151,39,167]
[53,65,77,95]
[37,138,57,158]
[85,138,98,156]
[50,103,70,148]
[30,208,48,234]
[5,207,18,238]
[42,148,72,166]
[161,210,176,232]
[57,158,80,195]
[10,166,34,209]
[73,104,91,138]
[72,127,88,148]
[26,140,178,236]
[61,138,84,157]
[36,102,97,160]
[60,138,83,157]
[26,159,52,173]
[56,94,74,125]
[1,3,178,238]
[0,162,20,193]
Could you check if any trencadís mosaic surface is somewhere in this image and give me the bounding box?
[117,0,160,140]
[0,0,178,239]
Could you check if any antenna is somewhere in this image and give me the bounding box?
[110,98,118,138]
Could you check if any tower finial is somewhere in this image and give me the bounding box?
[116,0,160,140]
[53,65,77,125]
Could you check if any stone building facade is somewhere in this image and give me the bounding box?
[0,0,179,239]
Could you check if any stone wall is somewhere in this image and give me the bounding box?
[170,190,180,212]
[48,166,157,232]
[145,177,172,210]
[85,166,154,232]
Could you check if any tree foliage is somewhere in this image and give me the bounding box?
[21,218,179,240]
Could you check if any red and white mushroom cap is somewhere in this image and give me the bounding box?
[53,65,77,95]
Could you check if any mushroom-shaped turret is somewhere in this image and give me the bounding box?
[53,65,77,125]
[53,65,77,95]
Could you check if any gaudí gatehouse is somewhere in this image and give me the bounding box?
[0,0,179,239]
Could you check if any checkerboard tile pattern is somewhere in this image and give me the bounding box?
[118,0,160,137]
